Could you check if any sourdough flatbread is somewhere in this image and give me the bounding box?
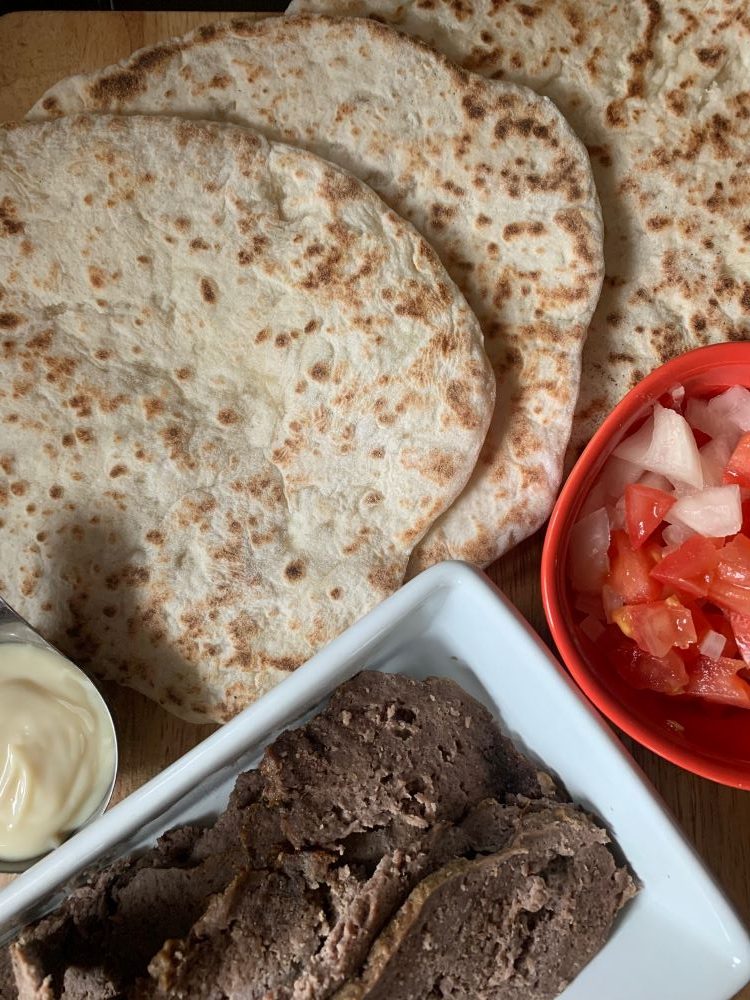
[288,0,750,453]
[0,115,492,722]
[27,15,604,569]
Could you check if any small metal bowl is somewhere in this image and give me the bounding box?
[0,595,118,873]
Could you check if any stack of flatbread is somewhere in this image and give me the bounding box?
[3,3,745,721]
[286,0,750,444]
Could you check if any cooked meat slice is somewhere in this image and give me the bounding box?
[335,803,635,1000]
[10,773,260,999]
[261,672,541,850]
[1,945,17,1000]
[149,850,412,1000]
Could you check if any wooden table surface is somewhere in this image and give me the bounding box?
[1,10,749,997]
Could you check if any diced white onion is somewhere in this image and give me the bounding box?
[609,496,626,531]
[613,417,653,467]
[614,405,703,489]
[686,394,746,445]
[574,592,605,621]
[602,584,624,623]
[661,522,697,552]
[667,484,742,537]
[578,479,608,519]
[569,507,610,594]
[649,404,704,488]
[580,616,606,642]
[700,436,733,488]
[599,455,644,497]
[686,397,722,439]
[707,385,750,435]
[671,480,700,499]
[580,456,643,520]
[638,471,673,492]
[668,384,685,408]
[698,630,726,660]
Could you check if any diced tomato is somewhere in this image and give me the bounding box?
[715,531,750,569]
[723,432,750,488]
[707,533,750,615]
[707,579,750,616]
[607,530,662,603]
[574,386,750,711]
[730,611,750,665]
[684,655,750,708]
[643,540,664,565]
[687,601,711,638]
[649,535,721,599]
[612,599,697,657]
[624,484,675,549]
[613,644,689,695]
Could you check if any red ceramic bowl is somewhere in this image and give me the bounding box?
[542,343,750,789]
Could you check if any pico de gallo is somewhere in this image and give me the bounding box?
[569,384,750,708]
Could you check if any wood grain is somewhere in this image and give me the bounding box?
[1,11,748,998]
[0,11,250,122]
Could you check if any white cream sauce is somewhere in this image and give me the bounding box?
[0,642,116,861]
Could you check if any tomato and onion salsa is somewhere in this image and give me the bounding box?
[569,384,750,709]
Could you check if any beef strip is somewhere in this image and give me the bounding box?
[334,803,636,1000]
[147,850,412,1000]
[260,671,541,851]
[9,674,633,1000]
[1,945,17,1000]
[11,773,261,1000]
[153,797,576,1000]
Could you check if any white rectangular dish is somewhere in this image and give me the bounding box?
[1,561,749,1000]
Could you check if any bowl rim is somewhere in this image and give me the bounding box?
[542,342,750,790]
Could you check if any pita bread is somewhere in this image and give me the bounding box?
[287,0,750,452]
[28,14,604,570]
[0,114,492,722]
